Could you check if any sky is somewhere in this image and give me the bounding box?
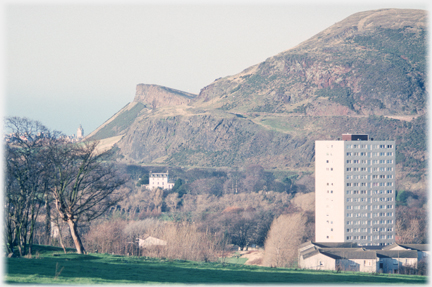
[3,0,429,136]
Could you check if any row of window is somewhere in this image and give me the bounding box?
[372,174,394,179]
[373,167,394,172]
[346,190,368,195]
[346,212,394,218]
[347,182,394,187]
[347,197,368,202]
[346,182,368,187]
[347,167,368,172]
[372,227,394,232]
[347,205,368,210]
[373,190,394,194]
[347,235,393,240]
[346,219,394,225]
[347,205,393,210]
[346,175,368,179]
[372,205,394,209]
[346,144,393,149]
[372,182,394,187]
[346,152,394,156]
[346,159,394,164]
[372,197,394,202]
[345,174,394,179]
[346,190,394,195]
[347,227,393,233]
[346,197,394,203]
[346,167,394,172]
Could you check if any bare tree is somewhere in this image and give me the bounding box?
[263,213,307,268]
[4,117,58,256]
[47,140,125,254]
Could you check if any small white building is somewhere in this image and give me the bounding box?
[138,236,167,248]
[149,171,174,190]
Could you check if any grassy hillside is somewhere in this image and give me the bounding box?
[5,245,427,284]
[90,102,147,140]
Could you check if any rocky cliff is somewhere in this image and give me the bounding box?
[135,84,196,108]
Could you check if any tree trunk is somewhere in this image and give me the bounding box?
[45,192,51,245]
[67,219,86,254]
[55,221,67,254]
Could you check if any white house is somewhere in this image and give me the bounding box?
[148,171,174,190]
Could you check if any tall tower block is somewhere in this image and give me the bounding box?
[315,134,396,246]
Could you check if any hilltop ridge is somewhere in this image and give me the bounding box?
[134,84,197,108]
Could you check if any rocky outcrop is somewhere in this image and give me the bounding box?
[134,84,197,108]
[116,114,313,169]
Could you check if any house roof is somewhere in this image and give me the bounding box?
[299,241,361,249]
[299,241,314,249]
[376,250,418,259]
[383,243,428,252]
[302,249,321,260]
[361,246,384,250]
[319,248,365,252]
[312,242,359,249]
[299,246,317,257]
[320,250,377,260]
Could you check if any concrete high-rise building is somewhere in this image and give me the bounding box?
[315,134,396,246]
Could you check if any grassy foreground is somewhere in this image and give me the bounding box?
[4,245,427,285]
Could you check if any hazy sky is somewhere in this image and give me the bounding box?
[4,1,429,136]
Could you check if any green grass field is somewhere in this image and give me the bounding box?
[4,245,428,284]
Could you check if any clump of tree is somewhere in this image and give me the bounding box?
[84,218,223,262]
[4,117,126,256]
[4,117,58,256]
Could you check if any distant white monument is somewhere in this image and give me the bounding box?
[76,124,84,140]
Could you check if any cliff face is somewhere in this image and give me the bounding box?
[134,84,197,108]
[115,112,425,173]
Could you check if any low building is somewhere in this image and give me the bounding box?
[298,241,422,273]
[383,243,429,261]
[138,236,167,248]
[301,248,378,272]
[149,171,174,190]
